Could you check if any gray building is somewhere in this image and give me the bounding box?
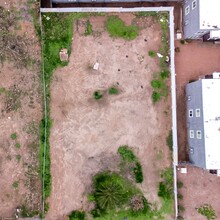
[186,75,220,172]
[183,0,220,39]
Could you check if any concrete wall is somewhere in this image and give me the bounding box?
[186,80,206,169]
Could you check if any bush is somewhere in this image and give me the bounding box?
[160,69,170,79]
[148,50,156,57]
[151,80,162,89]
[177,194,183,200]
[108,87,118,95]
[130,195,151,216]
[166,130,173,151]
[178,205,185,213]
[180,39,185,44]
[177,181,183,189]
[93,91,103,100]
[118,145,136,162]
[11,133,17,140]
[106,16,138,40]
[133,162,143,183]
[196,204,217,220]
[152,92,161,103]
[69,211,86,220]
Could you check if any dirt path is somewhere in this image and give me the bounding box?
[0,0,42,217]
[47,15,172,220]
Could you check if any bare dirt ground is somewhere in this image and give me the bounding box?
[177,165,220,220]
[47,14,172,220]
[175,40,220,219]
[0,0,42,217]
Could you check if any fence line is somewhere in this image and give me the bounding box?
[39,7,179,219]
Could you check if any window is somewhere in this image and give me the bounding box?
[185,6,190,15]
[189,109,193,117]
[189,148,194,154]
[190,130,194,138]
[195,109,200,117]
[192,0,197,9]
[197,130,202,139]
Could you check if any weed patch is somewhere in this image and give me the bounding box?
[12,181,19,189]
[69,210,86,220]
[196,204,217,220]
[85,20,92,36]
[11,133,17,140]
[108,87,118,95]
[106,16,138,40]
[93,91,103,100]
[166,130,173,151]
[148,50,156,57]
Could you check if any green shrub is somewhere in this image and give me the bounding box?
[158,182,172,199]
[151,80,162,89]
[93,91,103,100]
[133,162,143,183]
[88,194,95,202]
[15,142,21,149]
[152,92,161,103]
[118,145,136,162]
[12,181,19,189]
[177,194,183,200]
[166,130,173,151]
[178,205,185,213]
[106,16,138,40]
[21,205,39,218]
[11,133,17,140]
[148,50,156,57]
[177,181,183,189]
[69,210,86,220]
[16,155,21,161]
[135,11,157,17]
[85,20,92,36]
[196,204,217,220]
[160,69,170,79]
[108,87,118,95]
[180,39,185,44]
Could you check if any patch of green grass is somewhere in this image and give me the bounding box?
[85,20,92,36]
[135,11,157,17]
[152,91,161,103]
[15,142,21,149]
[10,133,17,140]
[148,50,156,57]
[106,16,138,40]
[0,87,6,94]
[93,91,103,100]
[196,204,217,220]
[158,168,173,200]
[166,130,173,151]
[108,87,118,95]
[118,145,136,162]
[151,80,162,89]
[16,154,21,162]
[160,69,170,79]
[12,181,19,189]
[69,210,86,220]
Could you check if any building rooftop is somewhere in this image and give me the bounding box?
[202,79,220,169]
[200,0,220,30]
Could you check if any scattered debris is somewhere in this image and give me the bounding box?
[59,48,68,62]
[93,62,99,70]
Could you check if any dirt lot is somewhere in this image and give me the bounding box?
[0,0,42,217]
[175,40,220,219]
[47,14,172,219]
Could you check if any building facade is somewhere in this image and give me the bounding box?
[183,0,220,39]
[186,76,220,171]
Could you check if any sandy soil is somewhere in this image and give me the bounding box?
[177,165,220,220]
[0,0,42,217]
[175,40,220,219]
[47,14,172,220]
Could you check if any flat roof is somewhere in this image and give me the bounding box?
[200,0,220,30]
[202,79,220,169]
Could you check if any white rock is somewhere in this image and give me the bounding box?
[93,62,99,70]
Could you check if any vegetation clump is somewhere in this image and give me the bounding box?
[93,91,103,100]
[118,145,143,183]
[108,87,118,95]
[11,132,17,140]
[69,210,86,220]
[196,204,217,220]
[158,168,173,200]
[148,50,157,57]
[152,91,161,103]
[106,16,139,40]
[166,130,173,151]
[85,20,92,36]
